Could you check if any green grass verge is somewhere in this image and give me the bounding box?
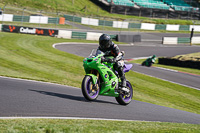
[0,32,200,115]
[0,119,200,133]
[129,58,200,75]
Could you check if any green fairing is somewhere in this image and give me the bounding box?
[83,53,119,97]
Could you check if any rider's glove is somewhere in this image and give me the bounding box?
[101,57,116,63]
[107,58,116,63]
[101,56,106,62]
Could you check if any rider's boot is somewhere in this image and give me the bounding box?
[120,78,130,93]
[115,64,130,93]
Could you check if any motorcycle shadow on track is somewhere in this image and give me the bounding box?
[29,89,118,105]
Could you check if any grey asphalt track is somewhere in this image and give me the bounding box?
[1,34,200,124]
[55,43,200,89]
[0,76,200,124]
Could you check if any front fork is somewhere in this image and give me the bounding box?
[86,70,100,91]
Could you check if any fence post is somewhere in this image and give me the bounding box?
[1,5,6,24]
[56,12,59,28]
[72,14,75,31]
[103,17,105,31]
[21,8,26,25]
[39,10,43,27]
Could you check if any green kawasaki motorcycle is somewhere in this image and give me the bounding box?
[81,50,133,105]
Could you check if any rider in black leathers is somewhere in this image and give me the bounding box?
[97,34,129,92]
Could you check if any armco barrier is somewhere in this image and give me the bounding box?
[1,13,200,32]
[57,30,72,39]
[29,16,48,24]
[113,21,129,29]
[99,20,113,27]
[179,25,190,31]
[178,37,190,44]
[57,30,117,41]
[191,37,200,44]
[163,37,191,44]
[63,14,200,31]
[48,18,58,24]
[163,37,178,44]
[81,17,99,26]
[86,32,102,41]
[190,25,200,31]
[64,14,200,31]
[166,25,180,31]
[71,31,87,40]
[128,23,141,29]
[141,23,156,30]
[155,24,166,30]
[13,15,30,22]
[0,14,13,21]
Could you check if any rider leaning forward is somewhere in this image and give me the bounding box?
[96,34,129,93]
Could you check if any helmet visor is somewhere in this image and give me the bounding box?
[104,41,110,48]
[100,40,110,49]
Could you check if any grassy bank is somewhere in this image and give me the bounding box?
[1,0,200,25]
[172,52,200,62]
[0,32,199,114]
[0,119,200,133]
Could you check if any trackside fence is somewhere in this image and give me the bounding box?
[0,6,200,32]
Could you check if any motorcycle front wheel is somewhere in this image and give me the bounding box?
[81,76,99,101]
[115,81,133,105]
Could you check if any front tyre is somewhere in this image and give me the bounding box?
[81,76,99,101]
[115,81,133,105]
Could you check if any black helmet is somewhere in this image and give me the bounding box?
[99,34,112,49]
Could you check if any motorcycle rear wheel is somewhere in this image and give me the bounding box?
[81,76,99,101]
[115,81,133,105]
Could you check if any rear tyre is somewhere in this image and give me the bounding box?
[81,76,99,101]
[115,81,133,105]
[141,61,145,66]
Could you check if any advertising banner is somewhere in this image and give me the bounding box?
[2,25,58,36]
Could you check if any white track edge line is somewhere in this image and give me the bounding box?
[133,71,200,91]
[0,76,80,90]
[0,117,161,123]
